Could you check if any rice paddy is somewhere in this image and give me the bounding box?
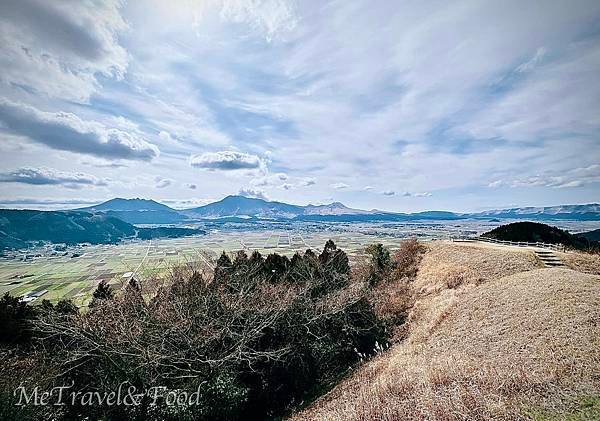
[1,219,597,306]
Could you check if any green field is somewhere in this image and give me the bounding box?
[0,228,408,306]
[2,218,597,306]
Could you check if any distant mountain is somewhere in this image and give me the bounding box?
[0,209,204,251]
[303,202,372,216]
[71,197,600,222]
[79,198,187,224]
[471,204,600,220]
[412,211,461,220]
[81,198,173,212]
[185,195,305,219]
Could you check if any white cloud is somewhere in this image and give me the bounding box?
[190,151,266,171]
[155,177,172,188]
[402,191,432,198]
[330,182,349,190]
[1,1,599,212]
[300,177,316,186]
[193,0,298,42]
[489,164,600,189]
[238,187,269,200]
[515,47,547,73]
[0,99,159,161]
[0,0,128,102]
[0,167,108,189]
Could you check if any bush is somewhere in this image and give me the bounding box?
[365,239,426,332]
[392,238,426,281]
[365,243,393,286]
[0,293,36,346]
[90,280,114,306]
[30,241,387,420]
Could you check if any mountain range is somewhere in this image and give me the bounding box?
[76,196,600,223]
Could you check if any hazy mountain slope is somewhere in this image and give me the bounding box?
[80,198,175,212]
[79,198,187,224]
[471,203,600,220]
[303,202,372,215]
[185,195,305,218]
[73,196,600,222]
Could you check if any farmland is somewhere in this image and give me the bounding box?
[1,219,597,306]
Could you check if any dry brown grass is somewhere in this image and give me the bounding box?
[292,242,600,421]
[560,251,600,275]
[414,241,541,294]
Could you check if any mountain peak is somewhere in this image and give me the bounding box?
[80,197,174,212]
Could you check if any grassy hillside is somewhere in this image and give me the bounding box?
[294,242,600,420]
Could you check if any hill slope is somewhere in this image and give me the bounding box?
[482,221,594,249]
[81,198,174,212]
[79,198,186,224]
[294,242,600,420]
[0,209,203,251]
[577,228,600,242]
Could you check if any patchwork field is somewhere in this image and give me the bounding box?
[1,219,597,306]
[0,228,395,305]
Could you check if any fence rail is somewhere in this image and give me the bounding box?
[454,236,566,252]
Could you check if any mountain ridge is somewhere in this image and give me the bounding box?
[78,198,186,224]
[52,196,600,222]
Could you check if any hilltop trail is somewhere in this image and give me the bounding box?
[293,241,600,420]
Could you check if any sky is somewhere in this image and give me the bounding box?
[0,0,599,213]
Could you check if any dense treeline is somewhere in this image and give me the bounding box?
[482,221,599,251]
[0,239,425,420]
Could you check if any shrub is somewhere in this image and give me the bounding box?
[0,292,36,345]
[365,239,426,332]
[91,280,113,306]
[365,243,393,286]
[392,238,426,281]
[31,241,387,420]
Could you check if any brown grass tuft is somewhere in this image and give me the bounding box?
[560,251,600,275]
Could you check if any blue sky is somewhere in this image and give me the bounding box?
[0,0,599,212]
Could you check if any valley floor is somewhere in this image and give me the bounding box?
[293,241,600,420]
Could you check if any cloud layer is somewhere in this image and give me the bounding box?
[0,0,598,212]
[190,151,265,171]
[0,167,108,189]
[0,100,159,161]
[0,0,127,102]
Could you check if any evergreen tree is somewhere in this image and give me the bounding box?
[365,243,392,286]
[214,251,233,285]
[92,280,113,302]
